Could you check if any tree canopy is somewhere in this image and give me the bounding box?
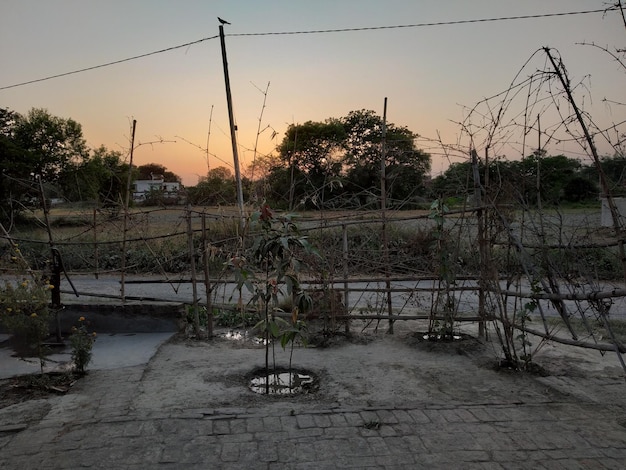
[12,108,88,182]
[136,163,181,182]
[0,107,181,224]
[265,109,431,209]
[342,110,430,207]
[429,152,624,206]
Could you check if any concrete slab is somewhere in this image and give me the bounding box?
[0,332,174,379]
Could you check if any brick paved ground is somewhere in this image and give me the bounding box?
[1,333,626,469]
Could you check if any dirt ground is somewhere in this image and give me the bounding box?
[2,320,625,416]
[133,320,626,414]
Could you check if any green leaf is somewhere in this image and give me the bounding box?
[244,279,255,294]
[269,321,281,338]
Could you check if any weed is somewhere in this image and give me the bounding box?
[213,308,260,328]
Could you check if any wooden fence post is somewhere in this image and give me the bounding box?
[342,223,350,334]
[186,206,201,337]
[202,212,214,337]
[93,208,99,280]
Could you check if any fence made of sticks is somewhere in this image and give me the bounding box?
[2,197,625,369]
[2,45,626,373]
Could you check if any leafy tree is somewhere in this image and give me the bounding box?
[187,166,237,205]
[563,175,598,202]
[431,161,473,199]
[0,108,18,137]
[516,154,582,204]
[1,109,28,200]
[58,146,132,206]
[270,111,431,209]
[12,108,88,182]
[246,154,280,204]
[136,163,181,182]
[432,153,596,206]
[264,164,307,210]
[1,108,88,224]
[583,154,626,196]
[341,110,430,207]
[276,120,346,209]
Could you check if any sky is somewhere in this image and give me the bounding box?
[1,0,625,186]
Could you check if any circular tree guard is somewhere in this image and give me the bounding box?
[248,367,318,395]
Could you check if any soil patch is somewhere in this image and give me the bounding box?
[0,372,79,410]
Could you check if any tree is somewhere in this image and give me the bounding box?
[270,111,431,209]
[12,108,88,182]
[515,154,582,204]
[0,108,18,138]
[58,146,132,206]
[1,109,30,216]
[276,120,346,208]
[136,163,181,182]
[563,175,598,202]
[341,110,430,207]
[187,166,237,205]
[1,108,89,224]
[587,154,626,196]
[431,153,595,206]
[431,162,473,199]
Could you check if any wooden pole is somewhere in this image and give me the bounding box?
[202,212,214,337]
[219,23,245,230]
[93,208,99,280]
[544,47,626,282]
[380,97,394,334]
[472,149,486,339]
[187,206,201,337]
[37,175,63,341]
[342,223,350,334]
[121,119,137,302]
[289,127,298,212]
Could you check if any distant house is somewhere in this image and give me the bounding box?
[132,173,181,202]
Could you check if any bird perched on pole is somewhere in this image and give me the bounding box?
[218,17,231,25]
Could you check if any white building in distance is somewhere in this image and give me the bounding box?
[132,173,181,202]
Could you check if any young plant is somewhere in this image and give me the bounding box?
[279,307,309,376]
[69,316,96,375]
[428,197,460,339]
[229,204,318,393]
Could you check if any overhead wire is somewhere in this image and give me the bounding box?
[0,35,218,90]
[0,8,615,91]
[230,9,613,37]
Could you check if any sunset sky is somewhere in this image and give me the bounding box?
[1,1,624,185]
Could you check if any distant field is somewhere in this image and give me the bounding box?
[2,204,619,280]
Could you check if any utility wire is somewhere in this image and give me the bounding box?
[230,9,613,36]
[0,35,218,91]
[0,8,614,91]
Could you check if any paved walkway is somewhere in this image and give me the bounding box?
[1,333,626,469]
[3,400,626,469]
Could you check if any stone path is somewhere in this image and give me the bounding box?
[1,332,626,469]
